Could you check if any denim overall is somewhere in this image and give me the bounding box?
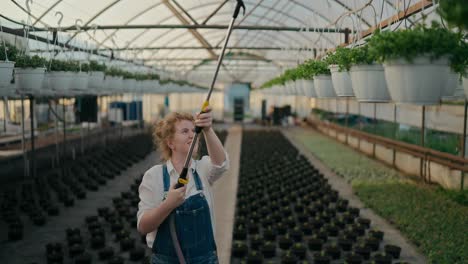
[152,165,218,264]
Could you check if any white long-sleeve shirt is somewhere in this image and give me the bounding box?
[137,154,229,248]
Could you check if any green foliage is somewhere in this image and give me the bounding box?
[0,42,19,61]
[349,45,377,66]
[324,47,353,71]
[105,67,126,77]
[438,0,468,30]
[367,22,464,73]
[47,59,80,72]
[14,54,47,68]
[88,60,107,72]
[260,59,330,89]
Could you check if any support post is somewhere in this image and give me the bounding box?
[420,105,426,181]
[29,96,36,178]
[461,99,467,190]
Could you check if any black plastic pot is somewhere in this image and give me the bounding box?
[69,244,84,257]
[263,228,276,241]
[345,253,363,264]
[260,242,276,258]
[279,235,293,250]
[130,246,145,261]
[354,245,370,260]
[385,244,401,258]
[338,238,352,251]
[290,228,303,242]
[373,253,393,264]
[307,238,323,251]
[119,237,135,251]
[324,245,340,260]
[90,235,105,249]
[232,242,248,258]
[291,243,307,259]
[365,237,380,251]
[369,230,384,241]
[74,252,92,264]
[281,252,298,264]
[250,235,263,250]
[313,253,331,264]
[246,250,263,264]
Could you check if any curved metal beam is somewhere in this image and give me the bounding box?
[10,0,49,27]
[64,0,121,46]
[95,2,164,48]
[32,0,63,26]
[328,0,372,27]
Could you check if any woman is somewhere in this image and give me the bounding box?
[137,107,229,264]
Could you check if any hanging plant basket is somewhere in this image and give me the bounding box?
[15,67,46,93]
[329,65,354,97]
[49,71,73,92]
[105,76,123,93]
[122,79,136,94]
[71,72,89,92]
[350,64,390,102]
[0,61,14,87]
[443,71,460,97]
[314,75,336,98]
[383,56,450,104]
[297,79,316,97]
[88,71,105,90]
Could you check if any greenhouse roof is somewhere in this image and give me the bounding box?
[1,0,437,88]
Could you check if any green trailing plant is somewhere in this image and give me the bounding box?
[14,54,47,68]
[349,45,377,66]
[324,47,353,71]
[47,59,80,72]
[438,0,468,30]
[88,60,107,72]
[105,67,126,77]
[0,42,18,61]
[367,22,463,72]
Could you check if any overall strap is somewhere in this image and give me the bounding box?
[192,169,203,191]
[162,165,170,200]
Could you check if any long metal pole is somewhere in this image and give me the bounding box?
[420,105,426,180]
[176,0,245,188]
[21,95,28,177]
[62,97,66,163]
[29,96,35,178]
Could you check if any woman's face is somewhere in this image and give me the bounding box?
[169,119,198,156]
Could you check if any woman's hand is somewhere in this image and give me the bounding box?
[195,106,213,132]
[164,183,186,209]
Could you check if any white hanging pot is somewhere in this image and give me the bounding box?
[314,74,336,98]
[443,71,460,97]
[329,64,354,97]
[105,76,123,93]
[295,79,306,96]
[88,71,104,90]
[383,56,450,105]
[122,79,136,93]
[49,71,73,92]
[285,80,296,95]
[15,67,46,93]
[350,64,390,102]
[301,79,317,97]
[71,72,89,92]
[0,61,14,87]
[39,72,54,96]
